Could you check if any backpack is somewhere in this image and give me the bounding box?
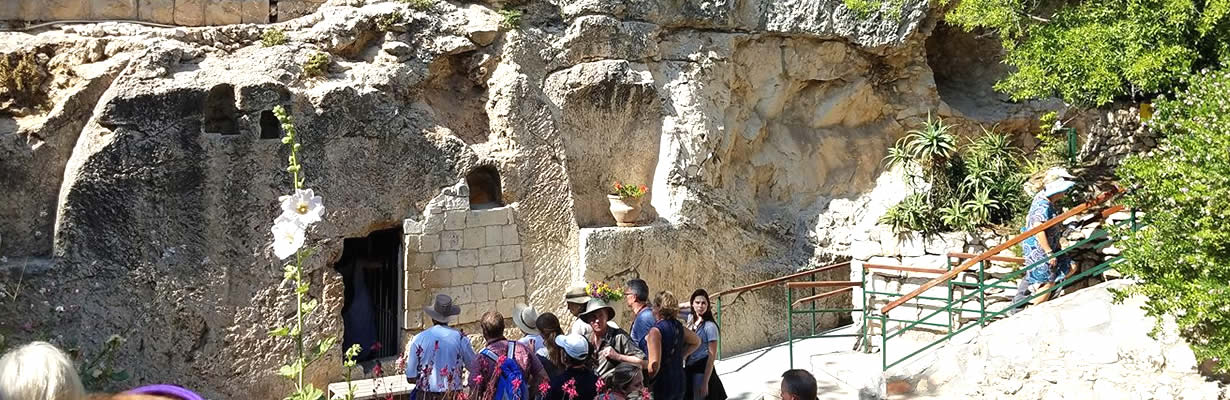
[481,341,528,400]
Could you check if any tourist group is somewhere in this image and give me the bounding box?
[404,278,819,400]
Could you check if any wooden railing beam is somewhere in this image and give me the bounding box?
[880,188,1121,314]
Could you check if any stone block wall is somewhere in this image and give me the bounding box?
[0,0,312,25]
[403,181,526,331]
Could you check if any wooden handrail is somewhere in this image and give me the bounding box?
[785,281,862,289]
[881,188,1122,314]
[863,263,949,274]
[792,287,854,306]
[946,252,1026,264]
[712,261,850,297]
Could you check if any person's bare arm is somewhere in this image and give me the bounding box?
[702,340,717,396]
[646,327,662,376]
[682,327,701,360]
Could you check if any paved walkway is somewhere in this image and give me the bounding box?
[715,326,871,400]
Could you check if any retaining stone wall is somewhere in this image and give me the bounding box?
[1,0,324,25]
[402,181,526,330]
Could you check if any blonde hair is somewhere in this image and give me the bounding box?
[652,290,680,320]
[0,341,86,400]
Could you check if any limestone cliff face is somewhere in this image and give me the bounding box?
[0,0,1052,397]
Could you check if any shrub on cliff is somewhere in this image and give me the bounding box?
[851,0,1229,106]
[880,117,1029,233]
[0,51,48,114]
[1115,68,1230,370]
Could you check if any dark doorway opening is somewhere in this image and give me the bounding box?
[337,227,403,363]
[465,165,504,210]
[259,110,282,139]
[203,84,240,135]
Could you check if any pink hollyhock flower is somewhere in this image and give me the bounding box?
[538,381,550,394]
[372,364,383,377]
[596,379,606,391]
[473,374,484,385]
[563,378,578,399]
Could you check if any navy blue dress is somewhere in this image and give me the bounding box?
[652,319,686,400]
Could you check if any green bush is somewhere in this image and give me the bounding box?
[880,117,1030,233]
[302,52,330,78]
[261,28,287,47]
[1115,68,1230,371]
[499,9,522,29]
[399,0,434,11]
[853,0,1229,106]
[0,51,48,112]
[375,12,404,31]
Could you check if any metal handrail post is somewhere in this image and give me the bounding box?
[880,314,888,371]
[861,265,869,353]
[811,277,817,337]
[946,257,954,333]
[715,296,723,360]
[979,260,987,327]
[787,283,794,369]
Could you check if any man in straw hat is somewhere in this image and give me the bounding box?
[565,283,621,337]
[580,298,647,391]
[513,303,545,354]
[404,294,475,399]
[1012,179,1077,311]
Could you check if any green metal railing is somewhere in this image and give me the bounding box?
[785,280,864,368]
[874,211,1138,370]
[1065,127,1080,167]
[712,261,851,360]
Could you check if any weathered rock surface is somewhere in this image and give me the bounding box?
[885,280,1224,399]
[0,0,1079,397]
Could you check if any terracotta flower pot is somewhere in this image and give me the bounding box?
[607,195,643,227]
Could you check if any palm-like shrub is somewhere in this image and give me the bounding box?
[881,118,1029,233]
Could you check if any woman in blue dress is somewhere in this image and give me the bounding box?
[645,291,701,400]
[1012,179,1076,309]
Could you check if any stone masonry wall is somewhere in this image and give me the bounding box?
[0,0,322,25]
[402,181,526,331]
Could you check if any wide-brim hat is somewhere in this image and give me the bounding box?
[512,303,540,336]
[1045,167,1076,181]
[1043,179,1076,198]
[578,298,615,321]
[564,284,593,305]
[424,294,461,322]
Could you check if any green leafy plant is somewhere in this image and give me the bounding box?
[267,105,333,400]
[1115,68,1230,371]
[78,334,130,391]
[302,52,330,79]
[499,9,522,29]
[612,182,648,199]
[846,0,1229,107]
[339,344,362,400]
[0,51,48,112]
[398,0,434,11]
[375,12,404,31]
[881,117,1029,234]
[262,28,287,47]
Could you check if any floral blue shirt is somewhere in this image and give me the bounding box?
[1021,194,1070,284]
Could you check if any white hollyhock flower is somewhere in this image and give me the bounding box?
[271,216,306,260]
[279,188,324,226]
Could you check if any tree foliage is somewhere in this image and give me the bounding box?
[1116,68,1230,369]
[955,0,1230,106]
[848,0,1230,106]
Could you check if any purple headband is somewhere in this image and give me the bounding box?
[124,384,206,400]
